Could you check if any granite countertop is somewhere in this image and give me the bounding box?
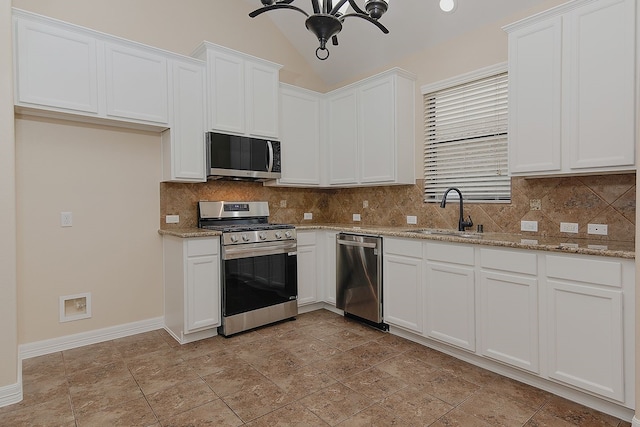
[159,225,635,259]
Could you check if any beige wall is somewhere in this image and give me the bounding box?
[15,117,163,343]
[0,0,18,388]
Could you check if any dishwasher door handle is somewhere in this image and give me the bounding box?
[336,239,378,249]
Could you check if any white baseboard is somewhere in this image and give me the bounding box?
[0,362,22,409]
[632,416,640,427]
[19,316,164,360]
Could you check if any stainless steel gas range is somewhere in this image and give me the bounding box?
[198,201,298,336]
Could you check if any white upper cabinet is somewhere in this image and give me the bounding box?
[104,42,169,124]
[327,88,359,185]
[505,0,637,176]
[326,69,416,187]
[193,42,282,139]
[162,58,207,182]
[276,84,322,186]
[13,9,173,128]
[13,12,99,114]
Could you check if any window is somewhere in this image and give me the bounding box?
[422,64,510,203]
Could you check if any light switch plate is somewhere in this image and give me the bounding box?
[406,215,417,225]
[520,220,538,232]
[303,212,313,220]
[165,215,179,224]
[353,213,361,222]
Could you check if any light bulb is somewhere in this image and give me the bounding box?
[439,0,456,13]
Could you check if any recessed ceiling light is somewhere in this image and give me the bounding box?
[439,0,457,13]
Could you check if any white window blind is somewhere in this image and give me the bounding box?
[423,71,510,203]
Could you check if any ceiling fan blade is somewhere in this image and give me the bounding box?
[249,3,309,18]
[332,35,339,46]
[340,12,389,33]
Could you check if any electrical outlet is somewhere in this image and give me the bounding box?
[560,222,579,233]
[60,212,73,227]
[165,215,179,224]
[406,215,417,225]
[588,224,608,235]
[303,212,313,220]
[353,213,361,222]
[520,220,538,232]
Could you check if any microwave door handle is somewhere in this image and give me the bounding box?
[205,135,211,174]
[266,140,274,173]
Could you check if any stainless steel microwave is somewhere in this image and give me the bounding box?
[206,132,281,181]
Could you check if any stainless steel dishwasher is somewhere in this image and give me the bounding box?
[336,233,388,330]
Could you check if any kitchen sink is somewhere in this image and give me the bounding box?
[402,228,482,239]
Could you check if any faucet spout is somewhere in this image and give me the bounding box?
[440,187,473,232]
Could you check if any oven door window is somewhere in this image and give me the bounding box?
[223,252,297,316]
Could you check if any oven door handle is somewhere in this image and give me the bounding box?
[222,242,297,260]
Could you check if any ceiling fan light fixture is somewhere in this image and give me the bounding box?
[249,0,390,60]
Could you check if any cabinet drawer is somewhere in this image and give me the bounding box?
[481,248,537,275]
[297,231,317,246]
[187,238,218,257]
[426,242,474,265]
[546,255,622,288]
[384,238,422,258]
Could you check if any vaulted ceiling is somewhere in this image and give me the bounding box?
[243,0,553,85]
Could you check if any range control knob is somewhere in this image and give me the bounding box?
[241,234,249,242]
[275,231,283,239]
[230,235,239,243]
[284,231,292,239]
[258,232,267,240]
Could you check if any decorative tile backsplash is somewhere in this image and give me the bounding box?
[161,173,635,242]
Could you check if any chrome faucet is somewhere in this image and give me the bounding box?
[440,187,473,232]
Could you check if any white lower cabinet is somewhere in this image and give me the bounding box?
[383,238,423,333]
[297,231,318,306]
[424,242,476,351]
[545,254,628,402]
[163,236,220,344]
[479,248,539,373]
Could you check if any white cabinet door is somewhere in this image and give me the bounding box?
[186,254,220,332]
[565,0,636,170]
[359,77,395,183]
[14,17,99,114]
[162,59,206,182]
[480,271,539,373]
[547,280,624,401]
[104,42,169,124]
[207,49,245,134]
[507,17,562,174]
[297,231,318,306]
[383,238,423,333]
[327,89,359,185]
[278,85,321,185]
[246,61,280,138]
[424,261,476,351]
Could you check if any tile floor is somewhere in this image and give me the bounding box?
[0,309,632,427]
